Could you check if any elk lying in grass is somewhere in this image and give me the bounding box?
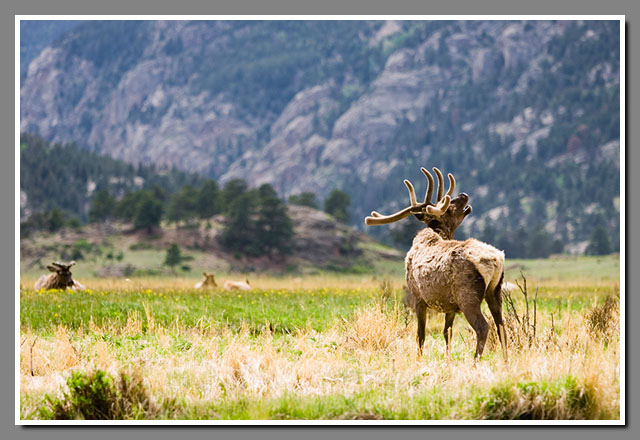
[223,279,251,291]
[194,272,217,289]
[34,261,86,291]
[365,167,507,362]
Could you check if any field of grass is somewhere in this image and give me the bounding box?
[18,255,621,421]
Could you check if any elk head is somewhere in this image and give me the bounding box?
[365,167,472,239]
[47,261,76,287]
[203,272,217,285]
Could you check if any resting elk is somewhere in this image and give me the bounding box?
[365,167,507,362]
[194,272,217,289]
[34,261,86,291]
[223,278,251,291]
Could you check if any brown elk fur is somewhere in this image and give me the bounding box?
[223,279,251,291]
[365,167,507,361]
[194,272,217,289]
[405,227,505,360]
[34,261,81,291]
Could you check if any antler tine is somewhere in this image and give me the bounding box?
[404,179,418,207]
[445,173,456,198]
[365,206,415,225]
[420,167,434,204]
[364,167,455,226]
[426,195,451,216]
[364,178,423,225]
[433,167,444,202]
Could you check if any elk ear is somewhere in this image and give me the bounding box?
[47,265,57,272]
[68,261,76,267]
[203,272,207,277]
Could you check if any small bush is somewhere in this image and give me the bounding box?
[39,369,158,420]
[129,242,153,251]
[474,376,601,420]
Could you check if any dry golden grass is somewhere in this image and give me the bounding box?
[19,293,620,420]
[20,273,390,293]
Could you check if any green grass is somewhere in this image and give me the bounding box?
[19,259,621,421]
[20,287,378,335]
[505,254,620,283]
[21,280,616,337]
[29,371,610,420]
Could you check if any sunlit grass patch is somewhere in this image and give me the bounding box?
[20,274,620,421]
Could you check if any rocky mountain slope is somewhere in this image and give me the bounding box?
[20,20,621,254]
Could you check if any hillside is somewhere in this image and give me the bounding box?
[20,204,402,279]
[20,20,621,255]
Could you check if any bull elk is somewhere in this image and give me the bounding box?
[365,167,507,362]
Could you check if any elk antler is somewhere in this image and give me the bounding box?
[365,167,455,226]
[428,167,455,204]
[52,261,75,269]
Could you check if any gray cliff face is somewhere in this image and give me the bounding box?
[22,21,261,177]
[20,20,621,250]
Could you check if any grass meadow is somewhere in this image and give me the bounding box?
[18,255,621,421]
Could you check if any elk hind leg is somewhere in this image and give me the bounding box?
[443,312,456,360]
[485,273,508,362]
[460,303,489,362]
[415,300,428,357]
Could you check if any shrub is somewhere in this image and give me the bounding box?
[473,376,600,420]
[39,369,158,420]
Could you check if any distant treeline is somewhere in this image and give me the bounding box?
[20,133,614,258]
[20,133,204,221]
[20,134,354,258]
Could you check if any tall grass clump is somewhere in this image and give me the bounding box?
[39,369,160,420]
[343,280,410,352]
[502,274,539,351]
[585,294,620,343]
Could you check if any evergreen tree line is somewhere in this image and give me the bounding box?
[87,179,352,258]
[20,133,204,223]
[23,147,353,260]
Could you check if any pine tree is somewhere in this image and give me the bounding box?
[218,191,259,257]
[115,191,143,222]
[324,189,351,223]
[585,226,612,256]
[89,189,116,223]
[46,207,67,232]
[166,185,199,224]
[288,192,318,208]
[221,179,248,213]
[133,191,163,232]
[164,243,182,274]
[256,184,294,256]
[197,180,221,218]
